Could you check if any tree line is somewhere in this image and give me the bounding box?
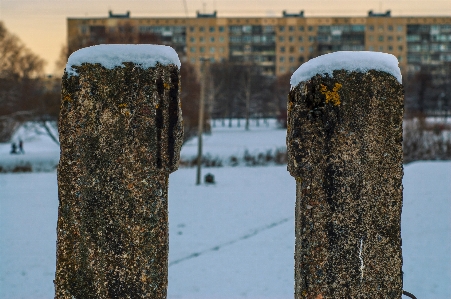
[1,20,450,144]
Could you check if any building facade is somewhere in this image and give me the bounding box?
[67,11,451,78]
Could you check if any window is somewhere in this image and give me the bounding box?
[352,25,365,32]
[210,37,215,42]
[379,36,384,41]
[398,56,403,62]
[388,25,393,31]
[369,25,374,31]
[309,46,314,53]
[397,36,403,42]
[200,46,205,53]
[219,47,225,53]
[299,46,304,52]
[378,25,384,31]
[379,46,383,51]
[190,37,195,42]
[388,45,393,51]
[308,26,314,32]
[200,37,205,42]
[199,26,205,32]
[298,36,303,42]
[242,36,252,43]
[279,36,285,42]
[398,45,403,51]
[210,47,215,53]
[289,46,294,53]
[397,25,403,32]
[190,47,196,53]
[369,35,374,41]
[289,26,295,32]
[279,26,285,32]
[309,36,315,42]
[369,46,375,51]
[263,26,274,33]
[388,36,393,41]
[289,56,295,62]
[279,56,285,62]
[219,26,225,32]
[189,26,195,32]
[209,26,215,32]
[242,25,252,33]
[407,35,420,42]
[190,57,196,63]
[299,26,304,31]
[289,36,294,42]
[280,46,286,53]
[219,36,225,42]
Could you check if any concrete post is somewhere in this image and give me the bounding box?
[287,53,404,298]
[55,45,183,298]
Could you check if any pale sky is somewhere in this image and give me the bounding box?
[1,0,450,75]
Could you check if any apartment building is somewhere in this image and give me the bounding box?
[67,10,451,78]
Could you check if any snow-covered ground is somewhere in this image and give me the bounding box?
[0,119,450,298]
[181,119,287,166]
[0,119,286,172]
[0,122,60,173]
[0,162,450,299]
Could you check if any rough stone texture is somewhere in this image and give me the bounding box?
[287,70,404,299]
[55,62,183,299]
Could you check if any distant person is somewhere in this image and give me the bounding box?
[19,139,24,154]
[10,142,17,154]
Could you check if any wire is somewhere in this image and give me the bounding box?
[403,290,418,299]
[182,0,188,17]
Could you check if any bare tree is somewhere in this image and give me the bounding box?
[0,21,47,141]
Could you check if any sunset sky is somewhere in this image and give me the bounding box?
[1,0,450,74]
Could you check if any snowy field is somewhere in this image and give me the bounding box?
[0,162,450,299]
[0,119,450,298]
[181,119,287,166]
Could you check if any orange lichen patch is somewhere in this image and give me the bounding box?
[320,83,342,106]
[118,103,128,108]
[315,294,323,299]
[63,94,72,102]
[163,82,171,90]
[288,101,294,112]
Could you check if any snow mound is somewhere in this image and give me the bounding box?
[66,44,181,76]
[290,51,402,87]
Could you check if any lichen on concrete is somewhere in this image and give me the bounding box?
[55,62,183,298]
[287,70,404,299]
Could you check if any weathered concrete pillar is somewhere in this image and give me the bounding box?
[287,52,404,298]
[55,45,183,298]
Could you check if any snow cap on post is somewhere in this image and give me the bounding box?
[66,44,181,76]
[290,51,402,88]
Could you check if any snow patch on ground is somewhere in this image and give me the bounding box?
[290,51,402,87]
